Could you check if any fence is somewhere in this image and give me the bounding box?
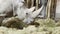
[25,0,56,19]
[25,0,40,10]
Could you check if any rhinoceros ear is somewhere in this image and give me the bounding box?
[28,7,35,12]
[31,5,44,18]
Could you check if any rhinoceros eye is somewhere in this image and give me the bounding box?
[26,13,28,15]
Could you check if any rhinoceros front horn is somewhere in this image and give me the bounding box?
[31,5,44,18]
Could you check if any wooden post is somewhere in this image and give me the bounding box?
[46,0,52,18]
[36,0,39,10]
[31,0,34,7]
[50,0,57,19]
[46,0,56,19]
[27,0,29,8]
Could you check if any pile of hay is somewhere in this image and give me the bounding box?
[0,18,60,34]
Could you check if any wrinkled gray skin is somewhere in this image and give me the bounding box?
[22,5,44,24]
[0,0,25,16]
[0,0,44,24]
[0,0,25,25]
